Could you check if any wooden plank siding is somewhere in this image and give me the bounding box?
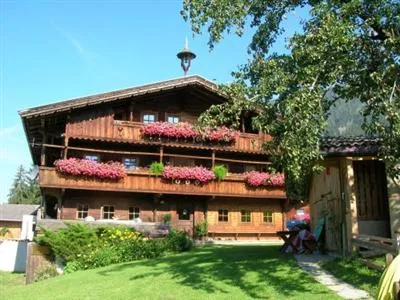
[39,167,286,199]
[353,161,389,221]
[65,116,271,153]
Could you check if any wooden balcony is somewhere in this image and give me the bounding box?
[66,118,270,153]
[39,167,286,199]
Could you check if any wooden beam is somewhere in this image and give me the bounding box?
[211,151,215,168]
[215,157,271,165]
[160,146,164,163]
[40,135,47,166]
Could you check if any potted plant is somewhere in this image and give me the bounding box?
[212,165,228,181]
[149,162,164,176]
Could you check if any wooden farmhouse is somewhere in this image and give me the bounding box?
[19,75,287,240]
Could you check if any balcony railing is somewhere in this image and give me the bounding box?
[66,118,270,153]
[39,167,286,199]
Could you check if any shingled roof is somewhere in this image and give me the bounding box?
[321,136,381,156]
[19,75,224,118]
[0,204,39,222]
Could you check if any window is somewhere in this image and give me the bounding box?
[167,115,180,124]
[77,204,88,219]
[263,211,273,224]
[142,113,156,124]
[177,207,191,220]
[128,207,140,220]
[84,154,99,162]
[102,206,114,219]
[123,158,137,170]
[241,210,251,223]
[218,209,228,222]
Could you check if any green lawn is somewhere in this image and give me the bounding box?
[2,245,340,300]
[320,257,382,297]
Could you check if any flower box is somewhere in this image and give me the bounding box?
[162,166,215,184]
[245,171,285,187]
[140,122,238,145]
[54,158,125,181]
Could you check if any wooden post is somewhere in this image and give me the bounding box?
[129,103,134,122]
[343,157,358,254]
[63,137,69,159]
[40,135,47,166]
[159,146,164,163]
[211,151,215,168]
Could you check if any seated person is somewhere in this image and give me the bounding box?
[291,224,317,253]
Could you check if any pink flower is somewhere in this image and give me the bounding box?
[54,158,125,180]
[162,166,215,184]
[245,171,285,187]
[140,122,239,144]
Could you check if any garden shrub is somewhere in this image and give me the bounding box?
[167,230,193,252]
[195,221,208,238]
[38,224,193,274]
[36,223,100,262]
[162,213,172,224]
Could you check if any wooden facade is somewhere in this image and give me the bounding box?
[20,76,286,239]
[308,155,394,254]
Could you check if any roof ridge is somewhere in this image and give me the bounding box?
[19,75,222,118]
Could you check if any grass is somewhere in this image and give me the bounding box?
[0,271,26,295]
[320,257,382,297]
[1,245,341,300]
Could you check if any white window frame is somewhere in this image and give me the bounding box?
[141,112,158,124]
[102,205,115,220]
[128,207,140,220]
[263,211,274,224]
[77,203,89,219]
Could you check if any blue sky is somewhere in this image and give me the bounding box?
[0,1,307,203]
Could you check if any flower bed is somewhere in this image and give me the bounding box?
[162,166,215,184]
[140,122,238,144]
[245,171,285,187]
[54,158,125,180]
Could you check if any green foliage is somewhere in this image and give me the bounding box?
[194,221,208,238]
[37,223,193,273]
[8,165,41,204]
[212,165,228,181]
[33,264,58,282]
[184,0,400,199]
[0,227,10,237]
[149,162,165,176]
[35,223,100,262]
[166,230,193,252]
[162,213,172,224]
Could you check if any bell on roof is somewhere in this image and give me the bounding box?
[177,37,196,76]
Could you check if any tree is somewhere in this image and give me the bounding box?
[8,165,41,204]
[183,0,400,200]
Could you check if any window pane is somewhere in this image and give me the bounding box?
[103,206,114,219]
[123,158,137,170]
[218,209,228,222]
[128,207,140,220]
[143,114,156,124]
[178,208,190,220]
[84,155,98,162]
[241,210,251,223]
[167,116,180,124]
[263,211,273,223]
